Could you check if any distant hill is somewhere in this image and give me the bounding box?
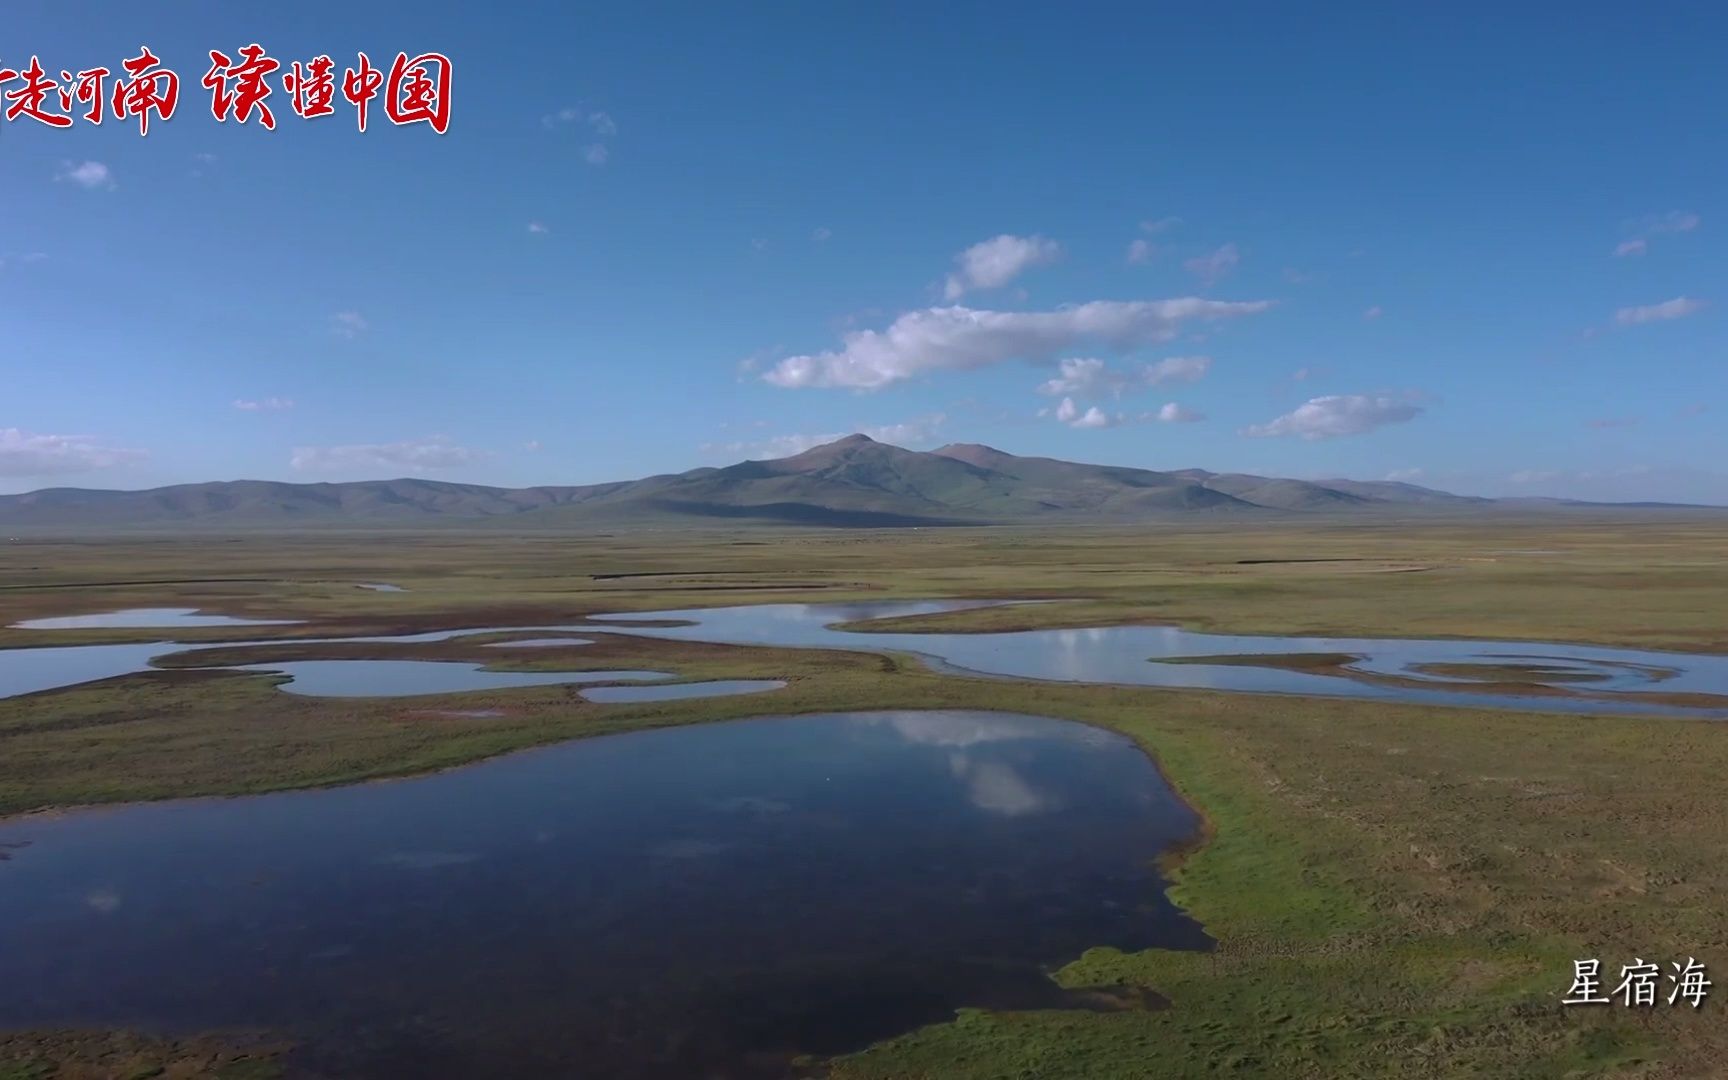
[0,434,1713,529]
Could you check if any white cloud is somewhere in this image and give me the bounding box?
[1054,397,1119,429]
[290,435,489,473]
[527,221,550,235]
[709,413,949,459]
[942,234,1061,300]
[1638,211,1701,235]
[1036,355,1212,399]
[1385,468,1425,482]
[232,397,293,412]
[1047,398,1202,428]
[1144,355,1212,385]
[1139,217,1180,235]
[1151,402,1204,423]
[545,106,616,163]
[544,105,615,134]
[1125,238,1154,264]
[762,300,1268,390]
[812,227,832,242]
[1040,358,1128,398]
[1244,393,1424,440]
[0,429,146,478]
[1615,211,1701,257]
[331,311,369,338]
[1184,242,1238,286]
[750,237,770,252]
[1291,366,1316,382]
[523,439,543,451]
[1614,297,1706,326]
[57,160,113,189]
[1363,305,1383,320]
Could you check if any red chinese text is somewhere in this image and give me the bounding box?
[0,47,451,134]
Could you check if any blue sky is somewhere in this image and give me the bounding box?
[3,3,1724,501]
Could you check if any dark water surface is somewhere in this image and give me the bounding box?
[0,710,1207,1078]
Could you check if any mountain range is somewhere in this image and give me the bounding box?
[0,435,1709,528]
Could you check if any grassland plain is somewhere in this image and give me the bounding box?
[3,519,1728,1078]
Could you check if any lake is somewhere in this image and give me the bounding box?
[0,710,1207,1078]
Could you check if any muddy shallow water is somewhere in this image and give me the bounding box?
[0,710,1207,1078]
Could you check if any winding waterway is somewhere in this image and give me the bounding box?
[4,599,1726,716]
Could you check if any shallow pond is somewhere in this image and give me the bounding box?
[0,710,1206,1078]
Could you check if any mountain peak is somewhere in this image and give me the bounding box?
[930,442,1011,468]
[784,433,882,458]
[768,432,898,467]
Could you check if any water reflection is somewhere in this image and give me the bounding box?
[0,710,1206,1078]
